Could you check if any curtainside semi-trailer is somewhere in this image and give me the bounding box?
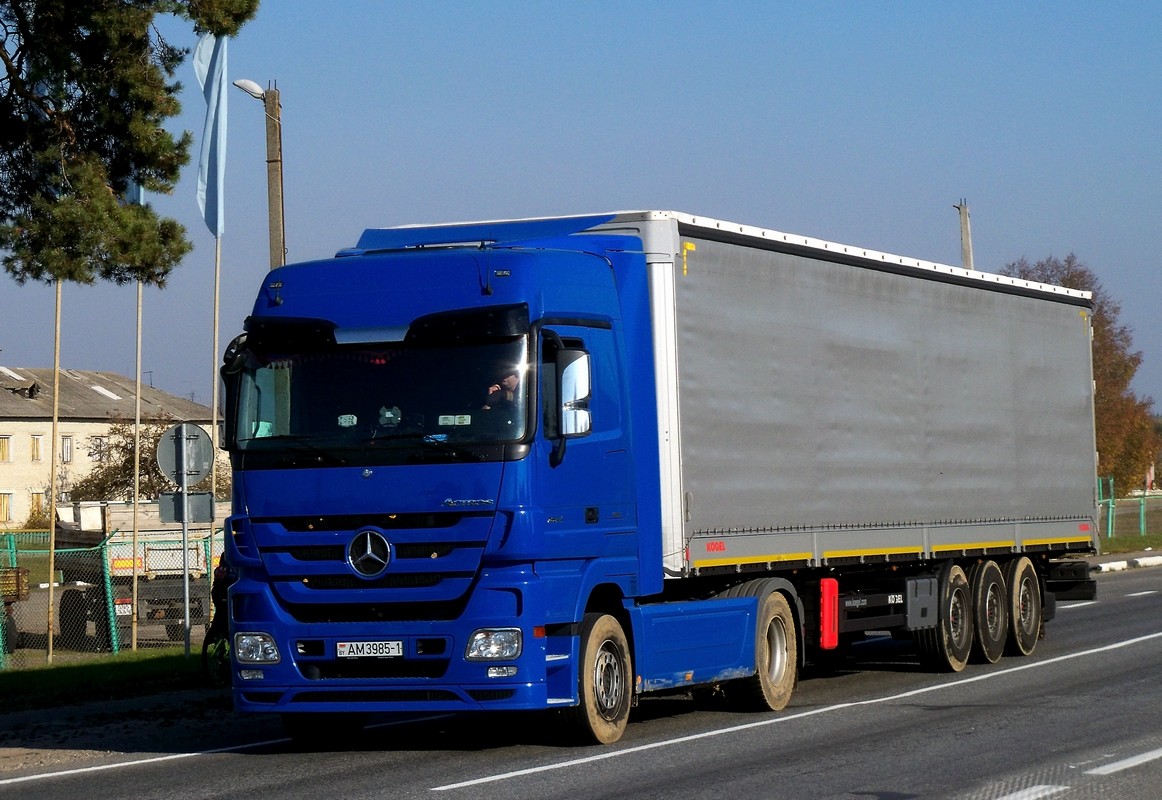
[218,210,1098,744]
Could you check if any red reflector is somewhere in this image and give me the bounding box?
[820,578,839,650]
[533,626,546,639]
[1079,523,1091,532]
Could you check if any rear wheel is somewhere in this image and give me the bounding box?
[565,613,632,745]
[969,560,1008,664]
[58,589,87,648]
[730,591,797,711]
[1005,557,1042,657]
[918,563,973,672]
[3,609,17,654]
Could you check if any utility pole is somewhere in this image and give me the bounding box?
[954,199,974,271]
[233,79,286,269]
[261,85,286,269]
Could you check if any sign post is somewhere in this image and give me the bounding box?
[157,423,214,656]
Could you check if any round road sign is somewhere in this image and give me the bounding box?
[156,423,215,486]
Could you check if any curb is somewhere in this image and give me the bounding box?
[1092,555,1162,573]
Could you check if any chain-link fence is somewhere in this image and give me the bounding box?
[1097,477,1162,539]
[0,527,225,670]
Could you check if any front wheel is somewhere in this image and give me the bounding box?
[565,613,632,745]
[201,631,231,687]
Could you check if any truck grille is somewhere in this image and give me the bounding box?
[247,511,495,623]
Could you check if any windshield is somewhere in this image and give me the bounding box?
[232,336,529,454]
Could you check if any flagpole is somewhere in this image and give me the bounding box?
[195,34,227,649]
[211,235,221,496]
[132,279,143,650]
[45,280,61,663]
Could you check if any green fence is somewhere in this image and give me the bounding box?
[0,528,225,671]
[1097,477,1162,539]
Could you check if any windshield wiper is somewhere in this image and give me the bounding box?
[242,434,348,466]
[405,433,485,462]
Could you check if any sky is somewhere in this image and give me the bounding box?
[2,2,1161,408]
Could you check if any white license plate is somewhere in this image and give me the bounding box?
[336,640,404,658]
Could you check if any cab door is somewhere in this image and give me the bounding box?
[533,324,637,620]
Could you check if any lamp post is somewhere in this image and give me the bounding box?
[233,79,286,268]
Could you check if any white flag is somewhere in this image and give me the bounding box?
[194,34,228,236]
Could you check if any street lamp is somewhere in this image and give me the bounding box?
[233,79,286,268]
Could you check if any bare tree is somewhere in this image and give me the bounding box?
[70,417,230,502]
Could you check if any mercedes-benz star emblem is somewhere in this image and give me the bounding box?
[347,529,391,579]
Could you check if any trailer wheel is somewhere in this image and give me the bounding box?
[566,613,632,745]
[731,591,797,712]
[969,560,1008,664]
[1004,557,1041,657]
[919,563,973,672]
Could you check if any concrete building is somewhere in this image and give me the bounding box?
[0,366,212,529]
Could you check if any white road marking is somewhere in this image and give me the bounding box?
[432,630,1162,791]
[1059,601,1098,609]
[0,739,288,786]
[992,786,1069,800]
[1125,591,1158,598]
[1084,745,1162,776]
[0,715,448,787]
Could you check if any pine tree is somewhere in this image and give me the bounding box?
[0,0,258,285]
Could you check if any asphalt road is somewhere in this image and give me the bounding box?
[2,567,1161,800]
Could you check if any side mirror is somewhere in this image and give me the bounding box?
[221,333,249,375]
[219,333,248,450]
[559,351,592,437]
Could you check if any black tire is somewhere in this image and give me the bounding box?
[281,712,367,747]
[1004,557,1042,657]
[918,563,973,672]
[565,613,632,745]
[58,589,87,648]
[3,610,17,654]
[730,591,797,711]
[969,560,1008,664]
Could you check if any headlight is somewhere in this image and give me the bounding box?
[465,628,522,660]
[234,632,281,664]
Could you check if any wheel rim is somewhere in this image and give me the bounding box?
[764,615,789,684]
[985,582,1003,639]
[950,586,969,647]
[1017,577,1036,634]
[593,639,625,720]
